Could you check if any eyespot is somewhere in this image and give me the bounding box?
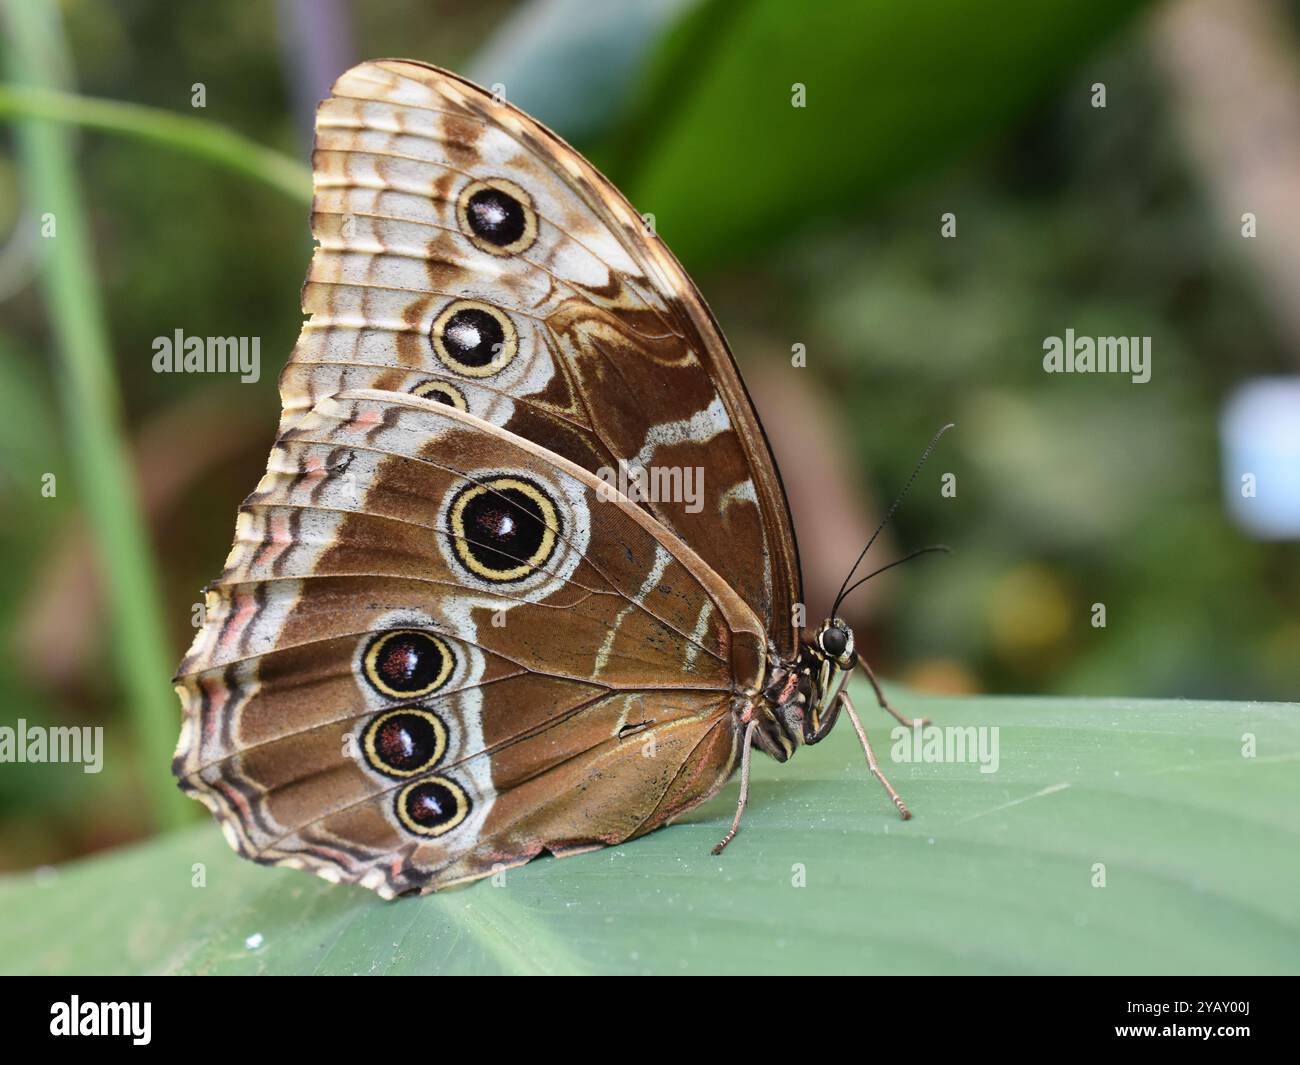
[395,776,470,836]
[447,476,560,583]
[456,177,537,256]
[411,379,468,411]
[362,707,448,779]
[431,299,518,378]
[362,630,454,699]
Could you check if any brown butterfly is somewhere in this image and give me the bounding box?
[173,60,931,898]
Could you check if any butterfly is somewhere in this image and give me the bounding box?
[173,60,932,898]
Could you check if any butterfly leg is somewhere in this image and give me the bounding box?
[841,690,913,820]
[856,653,930,728]
[712,718,759,855]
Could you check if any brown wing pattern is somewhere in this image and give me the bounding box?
[282,60,800,649]
[175,392,765,895]
[175,59,802,896]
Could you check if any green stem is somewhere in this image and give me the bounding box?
[3,0,192,827]
[0,84,312,204]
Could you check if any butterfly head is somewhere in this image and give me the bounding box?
[813,618,855,669]
[798,617,855,743]
[761,618,856,758]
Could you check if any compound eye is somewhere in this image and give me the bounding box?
[820,625,849,658]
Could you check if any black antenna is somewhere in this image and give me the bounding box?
[835,544,950,608]
[831,422,954,617]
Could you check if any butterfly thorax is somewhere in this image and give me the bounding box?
[750,618,855,763]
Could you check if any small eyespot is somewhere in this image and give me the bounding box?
[362,708,448,779]
[395,776,470,836]
[447,475,560,583]
[431,299,518,378]
[411,379,468,410]
[456,177,537,256]
[363,630,454,699]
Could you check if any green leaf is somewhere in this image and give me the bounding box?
[0,85,311,204]
[3,687,1297,974]
[611,0,1150,269]
[465,0,697,142]
[3,0,191,827]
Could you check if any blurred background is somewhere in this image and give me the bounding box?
[0,0,1297,872]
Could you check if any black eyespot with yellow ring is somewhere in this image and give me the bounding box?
[395,775,470,836]
[447,476,561,583]
[411,379,467,411]
[362,707,448,779]
[362,630,454,699]
[431,299,518,378]
[456,177,538,257]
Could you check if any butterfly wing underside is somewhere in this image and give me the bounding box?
[176,391,768,895]
[286,60,800,642]
[174,60,801,895]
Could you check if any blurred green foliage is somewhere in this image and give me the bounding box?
[0,0,1296,876]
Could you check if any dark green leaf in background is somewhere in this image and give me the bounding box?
[612,0,1150,269]
[467,0,697,142]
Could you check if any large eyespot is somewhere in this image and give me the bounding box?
[363,630,454,698]
[447,476,560,583]
[362,707,448,779]
[431,300,518,378]
[395,776,470,836]
[411,379,467,411]
[456,177,537,256]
